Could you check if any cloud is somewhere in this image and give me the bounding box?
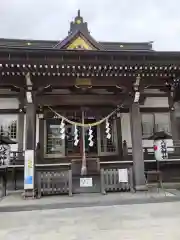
[0,0,179,50]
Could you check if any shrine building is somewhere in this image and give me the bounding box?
[0,10,180,197]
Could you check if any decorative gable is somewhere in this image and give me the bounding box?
[66,36,95,50]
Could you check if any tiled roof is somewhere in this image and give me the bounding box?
[0,10,153,51]
[0,38,153,51]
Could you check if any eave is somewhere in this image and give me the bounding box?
[0,48,179,91]
[0,39,153,51]
[0,46,180,63]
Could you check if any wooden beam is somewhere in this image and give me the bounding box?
[0,76,25,87]
[140,107,169,113]
[43,105,114,112]
[0,93,19,98]
[42,106,170,114]
[0,106,169,114]
[141,93,168,97]
[43,106,115,118]
[1,47,180,64]
[0,75,173,91]
[32,76,133,89]
[0,109,20,114]
[36,94,128,106]
[32,76,171,90]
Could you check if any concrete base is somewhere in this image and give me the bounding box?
[23,189,37,199]
[135,185,148,191]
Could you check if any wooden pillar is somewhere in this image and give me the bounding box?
[17,111,24,165]
[26,103,36,150]
[18,93,25,158]
[17,112,24,153]
[38,118,44,163]
[116,116,123,159]
[130,103,146,190]
[168,95,180,143]
[24,102,36,198]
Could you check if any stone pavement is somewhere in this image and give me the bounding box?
[0,189,178,212]
[0,201,180,239]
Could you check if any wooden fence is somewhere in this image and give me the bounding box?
[100,168,134,194]
[37,169,72,198]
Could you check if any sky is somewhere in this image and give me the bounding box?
[0,0,180,51]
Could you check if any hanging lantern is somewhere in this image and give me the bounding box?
[88,126,94,147]
[105,119,111,139]
[74,125,79,146]
[60,119,65,140]
[154,139,168,161]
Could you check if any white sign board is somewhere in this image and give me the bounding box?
[118,169,128,183]
[24,150,34,190]
[80,178,93,187]
[0,145,10,165]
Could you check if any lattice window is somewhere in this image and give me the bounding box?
[98,119,118,156]
[141,122,154,138]
[45,119,65,157]
[0,120,17,140]
[141,114,154,138]
[9,121,17,140]
[141,113,171,138]
[154,113,171,134]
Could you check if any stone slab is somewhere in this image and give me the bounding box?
[1,201,180,239]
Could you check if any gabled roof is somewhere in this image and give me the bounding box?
[53,10,103,50]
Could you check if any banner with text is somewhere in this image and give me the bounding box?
[24,150,34,190]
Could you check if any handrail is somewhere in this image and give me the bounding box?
[100,159,180,165]
[36,163,71,167]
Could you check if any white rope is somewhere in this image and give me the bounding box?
[48,106,119,127]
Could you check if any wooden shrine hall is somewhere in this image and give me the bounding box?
[0,10,180,197]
